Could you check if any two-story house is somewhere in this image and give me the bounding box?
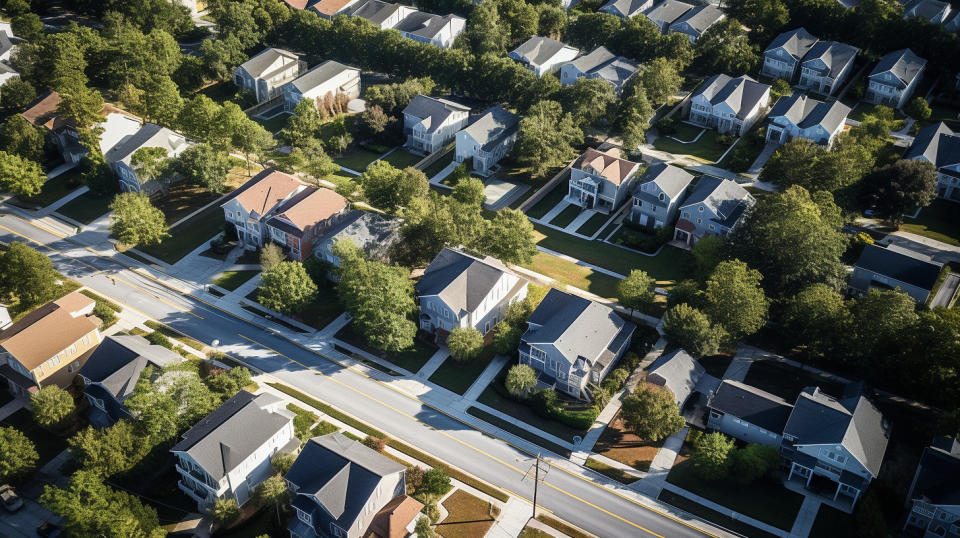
[902,0,953,24]
[0,292,102,398]
[766,94,851,147]
[849,244,942,303]
[77,335,183,427]
[349,0,418,29]
[599,0,653,18]
[171,391,298,510]
[866,48,927,108]
[568,148,644,215]
[519,288,636,401]
[559,46,639,94]
[509,36,580,77]
[222,169,305,251]
[454,106,520,175]
[264,187,349,262]
[904,437,960,538]
[309,0,363,18]
[688,74,771,136]
[402,95,470,154]
[630,162,695,229]
[286,433,422,538]
[644,0,694,33]
[316,211,401,275]
[762,28,819,81]
[781,385,889,509]
[234,48,306,103]
[796,41,859,96]
[707,380,794,446]
[669,5,724,43]
[282,60,361,113]
[394,11,466,48]
[905,122,960,202]
[104,123,193,194]
[674,176,755,247]
[416,248,529,344]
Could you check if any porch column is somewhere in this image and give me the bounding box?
[806,468,813,487]
[787,463,795,481]
[851,488,861,506]
[833,482,842,501]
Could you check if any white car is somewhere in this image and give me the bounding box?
[0,484,23,512]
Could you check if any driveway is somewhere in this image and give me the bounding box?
[931,273,960,308]
[0,496,60,538]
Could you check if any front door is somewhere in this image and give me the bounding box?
[674,229,690,244]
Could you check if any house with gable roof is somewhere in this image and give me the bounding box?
[904,436,960,538]
[905,122,960,202]
[599,0,654,19]
[865,48,926,108]
[455,106,520,175]
[902,0,954,25]
[762,28,819,81]
[282,60,361,112]
[416,248,529,344]
[707,379,794,446]
[568,148,644,214]
[688,74,771,136]
[394,11,466,48]
[559,46,639,93]
[646,349,705,409]
[766,94,851,147]
[316,211,401,272]
[849,244,942,303]
[644,0,694,33]
[221,169,305,251]
[509,36,580,77]
[669,5,724,43]
[402,95,470,153]
[264,187,349,262]
[104,123,193,194]
[349,0,417,29]
[308,0,363,18]
[234,48,307,103]
[630,162,695,229]
[673,176,755,247]
[797,40,859,96]
[518,288,636,400]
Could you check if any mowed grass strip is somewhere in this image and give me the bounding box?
[138,203,225,264]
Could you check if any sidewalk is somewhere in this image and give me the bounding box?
[415,348,450,379]
[462,354,509,402]
[0,398,25,421]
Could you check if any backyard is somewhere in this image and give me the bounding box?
[435,490,500,538]
[428,347,496,395]
[333,147,384,172]
[741,358,846,402]
[592,413,661,472]
[17,169,84,209]
[56,191,115,224]
[379,148,422,170]
[522,250,621,299]
[137,203,226,264]
[901,199,960,246]
[254,111,290,133]
[652,123,732,163]
[334,324,436,373]
[1,409,68,469]
[421,149,455,179]
[525,180,569,220]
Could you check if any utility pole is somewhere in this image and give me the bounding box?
[532,452,540,519]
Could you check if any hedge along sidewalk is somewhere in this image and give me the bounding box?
[267,382,510,503]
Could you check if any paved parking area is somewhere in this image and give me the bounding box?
[0,496,60,538]
[483,179,529,210]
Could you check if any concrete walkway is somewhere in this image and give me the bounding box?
[565,209,596,233]
[0,398,25,421]
[644,426,687,483]
[485,497,534,538]
[721,348,755,382]
[747,141,780,175]
[416,348,451,379]
[428,161,459,185]
[789,496,822,538]
[462,354,509,402]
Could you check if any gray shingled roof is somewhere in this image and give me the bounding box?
[695,74,771,121]
[318,210,400,260]
[461,106,519,152]
[403,95,469,134]
[905,121,960,168]
[904,0,951,22]
[289,60,359,93]
[646,349,705,407]
[681,175,755,228]
[765,27,819,60]
[854,244,942,290]
[103,123,185,166]
[568,47,639,88]
[416,248,519,315]
[801,41,859,79]
[671,4,724,33]
[395,11,463,39]
[599,0,650,17]
[79,335,182,399]
[909,437,960,506]
[240,48,299,78]
[633,162,694,209]
[708,380,794,433]
[645,0,694,25]
[511,36,578,68]
[869,48,927,87]
[768,94,851,133]
[350,0,404,24]
[0,31,13,58]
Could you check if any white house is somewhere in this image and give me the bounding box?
[171,391,299,510]
[282,60,361,112]
[902,0,953,24]
[866,48,926,108]
[454,106,520,175]
[569,148,643,215]
[394,11,466,48]
[103,123,192,194]
[766,94,851,147]
[221,169,306,251]
[668,5,724,43]
[599,0,653,18]
[762,28,819,81]
[508,36,580,77]
[796,41,859,96]
[688,74,771,136]
[559,46,639,93]
[234,48,306,103]
[629,162,695,228]
[905,122,960,202]
[416,248,529,344]
[674,176,755,246]
[402,95,470,154]
[644,0,694,33]
[349,0,418,29]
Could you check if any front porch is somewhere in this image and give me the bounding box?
[783,460,861,514]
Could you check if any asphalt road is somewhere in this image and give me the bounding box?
[0,212,719,538]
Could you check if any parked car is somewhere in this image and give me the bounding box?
[37,521,62,538]
[0,484,23,512]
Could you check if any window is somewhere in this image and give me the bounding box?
[82,335,89,346]
[49,356,61,367]
[330,523,348,538]
[697,218,702,224]
[698,205,704,212]
[658,193,665,201]
[709,224,715,230]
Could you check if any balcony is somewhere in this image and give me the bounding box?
[912,502,937,519]
[176,464,217,492]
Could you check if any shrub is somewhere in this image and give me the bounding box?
[532,389,560,419]
[446,327,484,361]
[212,497,240,526]
[145,331,174,350]
[731,443,780,484]
[271,452,296,475]
[362,436,386,452]
[421,468,452,497]
[407,466,425,493]
[655,117,677,136]
[505,364,538,399]
[691,432,735,480]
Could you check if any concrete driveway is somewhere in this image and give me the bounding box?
[0,496,60,538]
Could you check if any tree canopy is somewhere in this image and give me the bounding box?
[620,384,686,442]
[109,192,169,247]
[257,261,319,314]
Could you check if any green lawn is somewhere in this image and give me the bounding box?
[18,169,84,208]
[549,204,582,228]
[379,148,422,170]
[585,458,640,484]
[522,250,622,298]
[849,102,906,126]
[422,150,455,178]
[335,324,436,373]
[575,212,609,236]
[212,270,259,291]
[808,504,858,538]
[291,279,344,331]
[138,203,225,264]
[665,122,704,141]
[2,409,68,469]
[56,192,115,224]
[653,128,732,163]
[255,112,290,133]
[666,460,804,531]
[901,199,960,246]
[152,183,222,224]
[467,406,572,457]
[428,347,496,395]
[526,179,569,220]
[333,148,384,172]
[658,490,780,538]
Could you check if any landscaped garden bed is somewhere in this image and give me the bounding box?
[435,489,500,538]
[592,413,661,472]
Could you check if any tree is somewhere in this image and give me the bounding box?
[257,261,319,314]
[360,161,429,213]
[691,432,735,480]
[505,364,538,399]
[175,143,232,193]
[514,100,583,177]
[617,270,655,317]
[905,97,931,121]
[731,443,780,483]
[559,78,616,127]
[143,75,183,126]
[703,260,769,339]
[68,421,144,477]
[482,208,538,264]
[212,497,240,527]
[0,78,38,115]
[662,303,726,357]
[0,115,46,163]
[620,384,686,442]
[256,474,291,526]
[689,234,724,280]
[0,242,60,306]
[280,98,322,148]
[56,83,105,130]
[421,468,452,497]
[724,0,789,42]
[639,57,683,105]
[11,13,43,42]
[41,470,165,538]
[259,243,285,271]
[31,386,75,431]
[205,366,252,399]
[451,175,486,207]
[461,2,509,55]
[270,452,296,476]
[850,288,918,364]
[177,95,222,141]
[757,138,827,192]
[130,146,172,190]
[695,18,759,75]
[770,78,792,100]
[0,151,44,196]
[233,119,276,174]
[614,90,655,149]
[414,516,435,538]
[0,426,38,483]
[566,12,622,50]
[781,284,850,359]
[109,192,169,247]
[446,327,484,361]
[862,159,937,226]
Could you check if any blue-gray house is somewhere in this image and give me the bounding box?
[707,379,793,446]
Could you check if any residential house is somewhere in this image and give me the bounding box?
[234,48,306,103]
[286,433,422,538]
[394,11,466,48]
[629,162,695,228]
[509,36,580,77]
[905,122,960,202]
[265,187,349,262]
[688,74,771,136]
[766,94,851,147]
[282,60,361,112]
[644,0,694,33]
[454,106,520,175]
[416,248,529,343]
[674,176,755,246]
[0,292,102,398]
[222,169,306,251]
[0,31,14,62]
[402,95,470,153]
[904,437,960,538]
[0,307,11,331]
[797,41,859,96]
[172,391,299,510]
[349,0,418,29]
[762,28,819,81]
[707,380,793,446]
[645,349,705,409]
[77,335,182,427]
[781,385,889,509]
[316,211,400,276]
[836,0,860,7]
[518,288,636,400]
[599,0,654,19]
[568,148,644,214]
[310,0,364,18]
[849,244,942,303]
[0,63,17,86]
[902,0,953,24]
[866,48,926,108]
[669,5,724,43]
[559,46,639,93]
[104,123,192,194]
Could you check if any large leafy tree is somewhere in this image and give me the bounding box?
[514,100,583,177]
[559,78,616,128]
[130,146,172,190]
[613,89,655,149]
[781,284,851,359]
[31,386,76,431]
[109,192,169,247]
[447,327,484,361]
[280,98,323,148]
[0,241,61,306]
[695,18,759,75]
[731,443,780,484]
[618,269,656,317]
[177,95,223,142]
[0,151,45,196]
[257,261,319,314]
[360,161,429,213]
[620,384,685,442]
[175,143,232,193]
[482,208,537,265]
[849,288,918,365]
[662,303,726,357]
[861,159,938,226]
[724,0,789,42]
[566,12,622,50]
[703,260,769,339]
[691,432,735,480]
[0,115,46,163]
[638,57,683,105]
[0,426,38,483]
[68,420,144,477]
